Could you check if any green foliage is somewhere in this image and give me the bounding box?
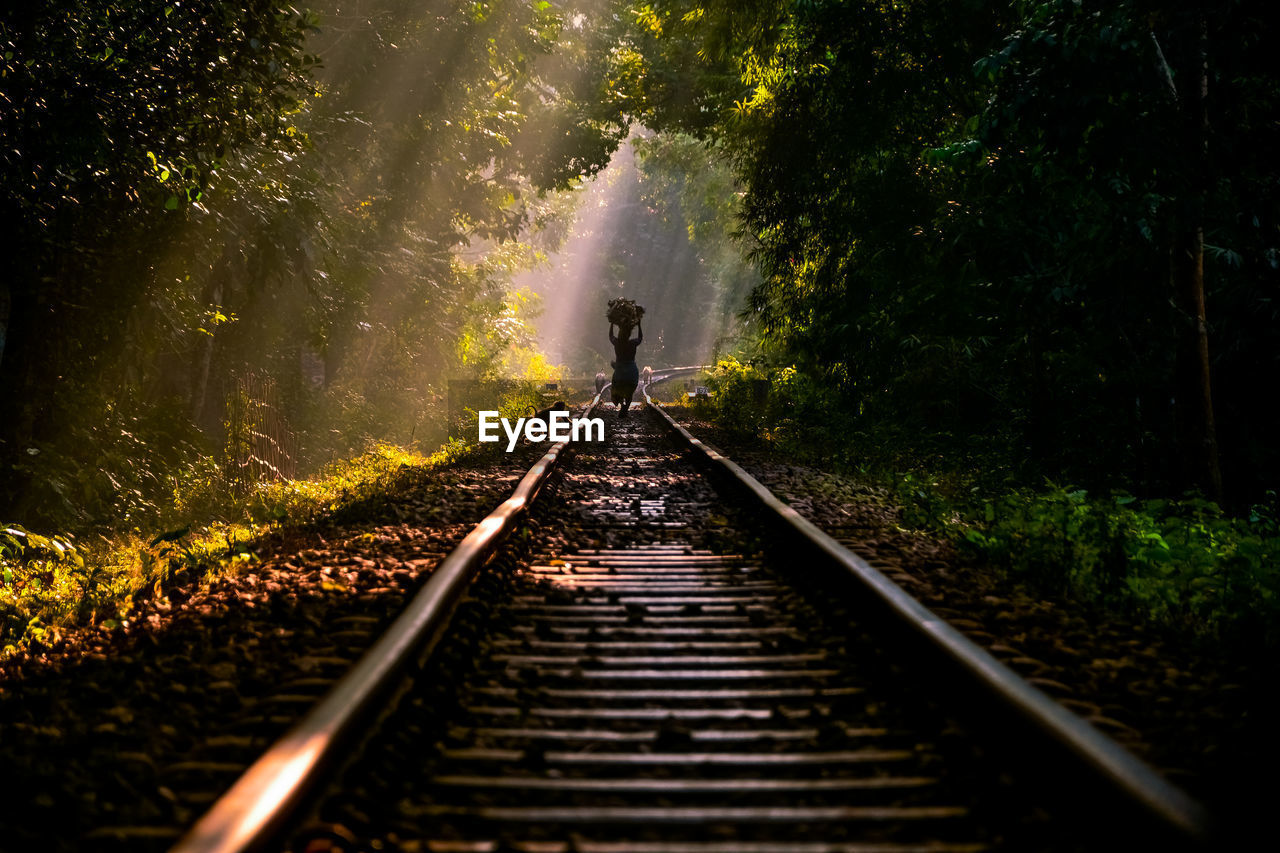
[0,435,483,655]
[694,358,768,437]
[0,0,634,532]
[690,357,1280,647]
[0,2,319,481]
[892,481,1280,647]
[6,392,209,531]
[623,0,1280,502]
[0,525,81,571]
[696,357,847,458]
[1,522,97,652]
[0,1,316,220]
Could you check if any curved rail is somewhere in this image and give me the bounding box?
[647,365,708,383]
[640,382,1211,844]
[171,394,605,853]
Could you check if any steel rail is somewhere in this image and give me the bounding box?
[170,394,605,853]
[640,382,1212,845]
[175,365,1208,850]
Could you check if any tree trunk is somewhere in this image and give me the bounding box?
[1172,224,1222,502]
[191,280,224,431]
[1171,7,1224,503]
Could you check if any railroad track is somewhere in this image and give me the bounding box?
[169,379,1212,853]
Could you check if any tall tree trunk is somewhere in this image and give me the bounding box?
[1171,8,1223,503]
[1172,223,1222,502]
[191,280,224,431]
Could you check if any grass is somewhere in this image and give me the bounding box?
[0,373,586,658]
[0,437,480,657]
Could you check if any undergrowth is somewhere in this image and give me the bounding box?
[0,438,478,657]
[897,478,1280,647]
[0,371,582,657]
[682,357,1280,648]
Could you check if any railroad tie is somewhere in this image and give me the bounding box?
[293,409,989,853]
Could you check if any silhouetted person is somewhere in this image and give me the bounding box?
[609,320,643,417]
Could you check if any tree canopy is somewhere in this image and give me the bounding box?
[1,0,1278,531]
[618,0,1280,503]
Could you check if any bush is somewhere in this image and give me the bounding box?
[697,357,850,461]
[701,357,769,436]
[0,433,485,656]
[690,357,1280,648]
[6,393,209,532]
[892,480,1280,646]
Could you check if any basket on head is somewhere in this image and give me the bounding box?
[607,298,645,331]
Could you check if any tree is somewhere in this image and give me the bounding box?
[0,1,316,506]
[618,0,1280,502]
[0,0,637,523]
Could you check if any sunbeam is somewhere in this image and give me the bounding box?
[513,131,756,375]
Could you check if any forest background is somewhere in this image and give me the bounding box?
[1,0,1278,651]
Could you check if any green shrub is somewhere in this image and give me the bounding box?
[892,480,1280,646]
[696,357,852,463]
[1,524,92,651]
[690,358,1280,647]
[7,393,208,532]
[702,357,769,437]
[0,433,485,656]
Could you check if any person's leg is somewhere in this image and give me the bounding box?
[616,375,636,417]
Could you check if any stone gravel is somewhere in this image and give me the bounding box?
[0,443,546,852]
[2,402,1272,849]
